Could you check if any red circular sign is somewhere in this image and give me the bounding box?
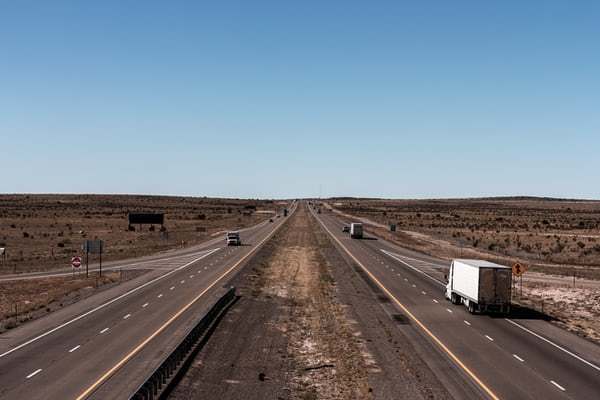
[71,256,82,268]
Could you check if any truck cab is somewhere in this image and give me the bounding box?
[226,231,241,246]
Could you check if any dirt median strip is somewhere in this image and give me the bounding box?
[169,204,452,400]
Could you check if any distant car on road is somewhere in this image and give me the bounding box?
[342,226,350,233]
[226,231,241,246]
[269,218,274,223]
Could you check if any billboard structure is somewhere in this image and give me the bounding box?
[128,213,165,226]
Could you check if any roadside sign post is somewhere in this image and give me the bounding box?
[512,262,527,298]
[83,240,104,278]
[0,248,5,267]
[71,256,82,277]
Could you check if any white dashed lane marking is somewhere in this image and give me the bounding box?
[100,328,109,334]
[170,286,175,291]
[513,354,524,362]
[446,308,453,313]
[123,314,131,320]
[26,369,42,379]
[157,294,163,298]
[464,320,471,326]
[550,380,566,391]
[69,345,81,353]
[485,335,494,342]
[433,299,439,303]
[142,303,149,308]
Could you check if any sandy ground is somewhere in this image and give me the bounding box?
[517,272,600,343]
[170,205,451,399]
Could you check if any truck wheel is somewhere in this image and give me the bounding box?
[451,293,460,305]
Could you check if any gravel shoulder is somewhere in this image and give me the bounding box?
[169,205,454,400]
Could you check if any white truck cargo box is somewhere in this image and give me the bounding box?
[350,223,363,239]
[446,259,511,314]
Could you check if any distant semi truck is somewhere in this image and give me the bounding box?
[283,208,288,217]
[226,231,241,246]
[445,259,512,314]
[350,223,363,239]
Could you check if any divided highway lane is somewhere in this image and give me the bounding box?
[0,204,295,400]
[0,217,276,282]
[313,208,600,400]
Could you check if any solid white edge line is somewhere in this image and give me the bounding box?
[550,380,566,391]
[0,248,220,359]
[381,249,445,286]
[505,319,600,373]
[26,368,42,379]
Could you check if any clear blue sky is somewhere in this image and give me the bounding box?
[1,1,599,199]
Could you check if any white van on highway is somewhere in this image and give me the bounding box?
[226,231,241,246]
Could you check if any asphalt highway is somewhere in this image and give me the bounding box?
[312,206,600,400]
[0,203,295,400]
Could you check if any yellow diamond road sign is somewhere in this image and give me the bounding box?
[512,262,527,276]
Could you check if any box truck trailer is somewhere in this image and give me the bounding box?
[445,259,512,314]
[350,223,363,239]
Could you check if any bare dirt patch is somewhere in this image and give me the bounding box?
[265,212,372,399]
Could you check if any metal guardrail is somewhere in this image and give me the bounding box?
[130,287,237,400]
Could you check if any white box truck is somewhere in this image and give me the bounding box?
[445,259,512,314]
[350,223,363,239]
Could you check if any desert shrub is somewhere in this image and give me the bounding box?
[22,232,29,238]
[552,243,565,253]
[577,241,586,249]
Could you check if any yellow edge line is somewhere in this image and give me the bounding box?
[313,210,500,400]
[76,209,293,400]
